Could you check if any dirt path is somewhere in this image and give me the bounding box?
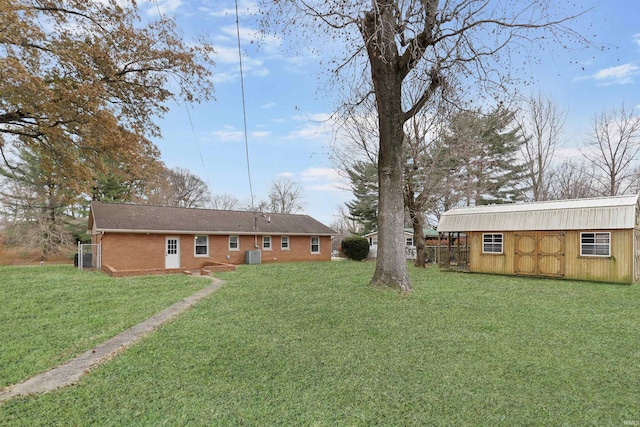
[0,277,223,403]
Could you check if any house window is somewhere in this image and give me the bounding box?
[263,236,272,250]
[195,235,209,256]
[370,237,378,246]
[311,236,320,254]
[406,237,414,246]
[482,233,503,254]
[581,232,610,257]
[281,236,290,250]
[229,235,239,251]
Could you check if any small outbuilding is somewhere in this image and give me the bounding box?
[364,228,440,261]
[437,195,640,284]
[88,201,337,276]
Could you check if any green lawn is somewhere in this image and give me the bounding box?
[0,265,212,390]
[1,262,639,426]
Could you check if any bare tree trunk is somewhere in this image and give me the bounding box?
[372,140,411,291]
[410,210,427,267]
[366,55,411,291]
[404,170,427,268]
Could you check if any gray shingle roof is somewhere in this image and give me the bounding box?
[89,201,337,236]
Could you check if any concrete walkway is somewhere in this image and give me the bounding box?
[0,278,223,403]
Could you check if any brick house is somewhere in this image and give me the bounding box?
[88,201,337,275]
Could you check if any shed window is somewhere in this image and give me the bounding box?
[581,232,610,257]
[482,233,503,254]
[406,237,414,246]
[311,236,320,254]
[229,236,239,251]
[195,235,209,256]
[281,236,290,250]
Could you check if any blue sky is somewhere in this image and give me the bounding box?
[141,0,640,226]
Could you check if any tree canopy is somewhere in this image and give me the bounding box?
[0,0,215,195]
[346,160,379,234]
[262,0,590,292]
[0,0,215,257]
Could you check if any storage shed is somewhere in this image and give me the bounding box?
[437,195,640,284]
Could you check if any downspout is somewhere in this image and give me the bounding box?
[254,212,258,249]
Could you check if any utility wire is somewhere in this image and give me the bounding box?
[234,0,255,210]
[155,0,206,173]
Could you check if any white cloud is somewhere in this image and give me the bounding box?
[286,113,335,140]
[220,26,282,52]
[301,167,341,182]
[633,33,640,47]
[251,131,271,138]
[261,102,277,110]
[594,64,638,80]
[199,1,258,18]
[211,45,241,65]
[210,71,237,84]
[300,168,349,193]
[209,127,243,142]
[211,44,270,83]
[294,113,333,122]
[271,168,348,195]
[306,183,346,192]
[141,0,183,17]
[586,64,639,86]
[287,124,327,140]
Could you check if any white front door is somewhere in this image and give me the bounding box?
[165,237,180,268]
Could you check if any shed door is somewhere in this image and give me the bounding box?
[165,237,180,269]
[514,232,565,278]
[514,233,537,275]
[537,232,565,277]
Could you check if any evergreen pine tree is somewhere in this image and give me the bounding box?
[345,161,379,234]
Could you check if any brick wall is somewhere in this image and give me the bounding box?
[99,232,332,272]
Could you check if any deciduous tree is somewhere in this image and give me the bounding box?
[582,104,640,196]
[0,146,75,258]
[0,0,215,198]
[550,159,599,200]
[136,166,212,208]
[211,193,241,210]
[517,94,567,201]
[262,0,590,292]
[268,177,305,214]
[403,109,449,267]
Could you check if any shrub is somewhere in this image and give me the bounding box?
[341,236,370,261]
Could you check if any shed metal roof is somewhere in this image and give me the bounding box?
[89,201,337,236]
[437,195,640,232]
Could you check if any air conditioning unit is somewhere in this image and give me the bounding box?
[245,250,262,265]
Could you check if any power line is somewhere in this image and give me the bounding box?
[234,0,255,210]
[155,0,207,174]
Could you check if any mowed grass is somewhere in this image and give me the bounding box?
[1,262,639,425]
[0,265,212,389]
